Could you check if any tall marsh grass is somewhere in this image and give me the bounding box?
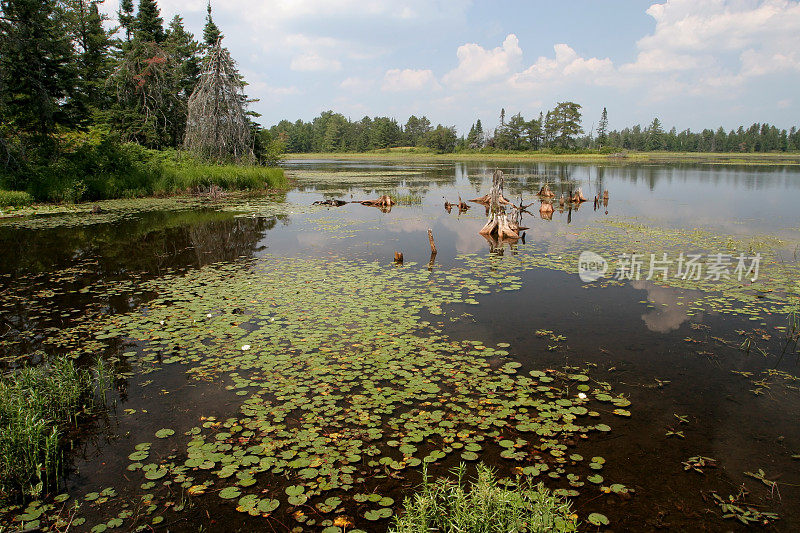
[392,463,578,533]
[0,358,111,500]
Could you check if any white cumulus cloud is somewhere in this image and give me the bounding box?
[382,69,438,91]
[443,34,522,85]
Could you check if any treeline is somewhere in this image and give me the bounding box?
[269,112,458,154]
[270,103,800,154]
[0,0,282,202]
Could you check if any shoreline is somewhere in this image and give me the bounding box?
[284,150,800,165]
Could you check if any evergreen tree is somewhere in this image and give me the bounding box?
[597,107,608,147]
[548,102,583,148]
[646,117,664,150]
[135,0,164,42]
[68,0,111,117]
[202,1,221,47]
[0,0,78,139]
[164,15,200,145]
[118,0,134,41]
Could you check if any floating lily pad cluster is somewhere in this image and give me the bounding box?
[61,253,629,529]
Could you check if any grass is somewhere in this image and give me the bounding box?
[287,149,800,165]
[155,158,286,193]
[391,463,578,533]
[0,358,111,500]
[0,190,33,207]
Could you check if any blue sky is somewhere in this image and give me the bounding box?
[102,1,800,136]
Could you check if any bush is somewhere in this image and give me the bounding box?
[392,463,578,533]
[1,129,287,202]
[0,189,34,207]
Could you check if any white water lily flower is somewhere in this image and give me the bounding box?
[241,344,251,351]
[578,392,587,399]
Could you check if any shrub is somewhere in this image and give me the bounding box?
[392,463,578,533]
[0,190,34,207]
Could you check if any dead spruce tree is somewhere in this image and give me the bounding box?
[184,39,253,163]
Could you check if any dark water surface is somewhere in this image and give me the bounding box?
[2,159,800,532]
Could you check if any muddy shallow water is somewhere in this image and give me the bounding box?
[1,159,800,532]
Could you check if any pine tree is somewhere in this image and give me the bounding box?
[597,107,608,147]
[135,0,164,42]
[69,0,111,115]
[164,15,200,145]
[118,0,134,41]
[0,0,78,139]
[202,1,221,47]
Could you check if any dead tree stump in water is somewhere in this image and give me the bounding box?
[476,170,524,240]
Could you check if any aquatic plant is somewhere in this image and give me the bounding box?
[0,358,110,500]
[391,463,578,532]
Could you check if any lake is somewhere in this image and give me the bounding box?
[1,159,799,531]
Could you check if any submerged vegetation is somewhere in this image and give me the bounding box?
[0,358,110,500]
[392,463,578,533]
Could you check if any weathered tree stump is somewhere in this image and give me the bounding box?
[394,251,403,264]
[361,195,395,208]
[537,184,555,198]
[539,201,554,220]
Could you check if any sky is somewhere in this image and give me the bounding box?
[101,0,800,136]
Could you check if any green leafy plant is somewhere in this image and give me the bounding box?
[391,463,578,532]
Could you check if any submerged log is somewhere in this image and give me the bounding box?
[361,195,395,207]
[469,193,510,206]
[313,199,348,207]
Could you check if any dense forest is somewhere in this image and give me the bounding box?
[0,0,282,203]
[269,105,800,154]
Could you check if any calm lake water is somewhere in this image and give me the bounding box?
[1,159,799,532]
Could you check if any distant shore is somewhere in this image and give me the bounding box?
[285,150,800,165]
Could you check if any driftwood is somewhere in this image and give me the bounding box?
[469,193,510,206]
[537,184,555,198]
[444,197,469,213]
[361,195,395,207]
[427,229,437,255]
[313,199,348,207]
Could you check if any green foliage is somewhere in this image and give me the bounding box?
[0,130,284,201]
[422,125,457,153]
[0,358,107,499]
[135,0,164,42]
[0,189,33,206]
[0,0,79,138]
[392,463,578,533]
[202,0,221,46]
